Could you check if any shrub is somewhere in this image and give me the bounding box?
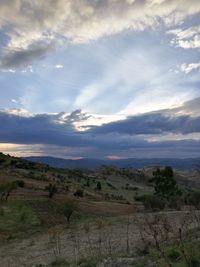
[167,248,181,262]
[190,257,200,267]
[50,258,70,267]
[185,191,200,209]
[45,183,57,198]
[135,194,166,211]
[77,257,99,267]
[96,181,102,191]
[19,210,28,223]
[74,189,84,197]
[15,180,25,188]
[168,195,183,210]
[63,199,78,224]
[0,208,4,216]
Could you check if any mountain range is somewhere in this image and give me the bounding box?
[24,156,200,170]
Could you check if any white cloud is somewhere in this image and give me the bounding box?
[11,99,18,103]
[1,0,200,67]
[179,62,200,74]
[168,25,200,49]
[55,64,64,69]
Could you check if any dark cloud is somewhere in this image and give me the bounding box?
[1,108,200,158]
[0,44,54,69]
[91,113,200,135]
[0,111,76,145]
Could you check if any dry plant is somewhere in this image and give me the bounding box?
[47,224,64,259]
[95,217,105,257]
[125,215,131,255]
[83,222,93,254]
[136,213,173,267]
[70,223,82,265]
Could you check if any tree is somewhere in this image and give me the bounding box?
[96,181,102,191]
[63,199,78,224]
[151,166,181,199]
[45,183,57,198]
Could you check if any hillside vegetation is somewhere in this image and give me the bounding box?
[0,152,200,266]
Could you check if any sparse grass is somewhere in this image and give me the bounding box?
[0,200,41,241]
[77,256,99,267]
[143,241,200,267]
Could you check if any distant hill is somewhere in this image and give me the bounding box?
[24,156,200,170]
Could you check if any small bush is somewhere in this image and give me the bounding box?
[135,259,147,267]
[74,189,84,197]
[96,181,102,191]
[0,208,4,216]
[134,195,166,211]
[15,180,25,188]
[50,258,70,267]
[185,191,200,209]
[168,194,184,210]
[136,244,149,256]
[77,257,98,267]
[190,257,200,267]
[63,199,78,224]
[135,194,166,211]
[45,183,58,198]
[167,248,181,262]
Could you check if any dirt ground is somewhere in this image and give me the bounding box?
[0,210,198,267]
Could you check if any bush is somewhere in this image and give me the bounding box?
[15,180,25,188]
[168,195,183,210]
[135,194,166,211]
[63,199,78,224]
[190,257,200,267]
[19,210,28,223]
[167,248,181,262]
[77,257,98,267]
[96,181,102,191]
[0,208,4,216]
[45,183,57,198]
[50,258,70,267]
[74,189,84,197]
[185,191,200,209]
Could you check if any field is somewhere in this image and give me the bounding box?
[0,153,200,267]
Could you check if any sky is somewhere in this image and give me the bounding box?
[0,0,200,159]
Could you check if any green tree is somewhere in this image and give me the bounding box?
[151,166,181,199]
[63,199,78,224]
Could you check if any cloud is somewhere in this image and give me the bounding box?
[91,97,200,135]
[176,97,200,116]
[168,26,200,49]
[92,113,200,135]
[1,0,200,67]
[55,64,64,69]
[179,62,200,74]
[1,98,200,158]
[0,43,54,68]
